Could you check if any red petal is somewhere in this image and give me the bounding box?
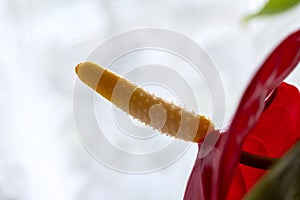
[245,83,300,158]
[184,29,300,200]
[228,83,300,197]
[238,82,300,193]
[226,165,247,200]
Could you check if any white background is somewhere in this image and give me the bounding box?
[0,0,300,199]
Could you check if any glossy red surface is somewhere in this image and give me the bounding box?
[184,29,300,200]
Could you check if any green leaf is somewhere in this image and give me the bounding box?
[244,0,300,21]
[244,141,300,200]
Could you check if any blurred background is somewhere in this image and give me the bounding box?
[0,0,299,199]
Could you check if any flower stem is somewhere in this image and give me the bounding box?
[240,151,279,170]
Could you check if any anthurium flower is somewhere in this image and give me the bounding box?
[75,29,300,200]
[184,29,300,200]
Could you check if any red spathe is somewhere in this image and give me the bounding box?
[184,29,300,200]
